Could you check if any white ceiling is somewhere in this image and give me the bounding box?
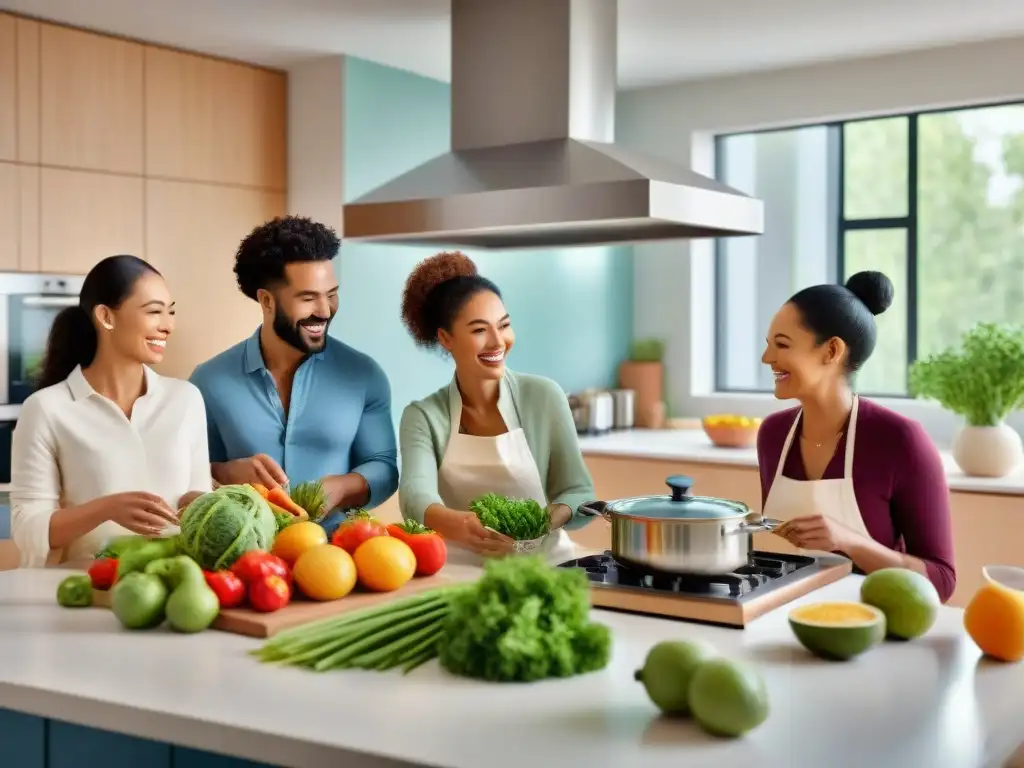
[5,0,1024,88]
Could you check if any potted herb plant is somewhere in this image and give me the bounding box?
[618,338,667,428]
[908,322,1024,477]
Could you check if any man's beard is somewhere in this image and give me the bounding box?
[273,304,333,354]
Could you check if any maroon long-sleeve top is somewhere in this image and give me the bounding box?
[756,396,957,603]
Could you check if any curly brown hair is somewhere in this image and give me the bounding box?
[401,251,501,348]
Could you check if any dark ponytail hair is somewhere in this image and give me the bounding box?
[36,255,161,390]
[786,270,894,375]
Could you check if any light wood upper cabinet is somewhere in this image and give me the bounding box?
[40,168,145,274]
[0,14,15,162]
[145,179,284,378]
[16,17,41,164]
[0,161,40,272]
[145,48,286,190]
[40,25,144,174]
[0,162,18,268]
[0,15,41,164]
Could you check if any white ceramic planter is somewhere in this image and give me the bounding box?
[952,423,1024,477]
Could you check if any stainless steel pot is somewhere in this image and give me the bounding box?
[577,475,780,575]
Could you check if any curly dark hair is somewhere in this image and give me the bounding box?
[233,215,340,300]
[401,251,502,348]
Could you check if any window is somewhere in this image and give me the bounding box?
[714,103,1024,397]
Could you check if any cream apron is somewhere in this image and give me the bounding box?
[436,382,576,568]
[762,395,872,550]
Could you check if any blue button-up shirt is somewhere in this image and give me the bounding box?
[189,328,399,531]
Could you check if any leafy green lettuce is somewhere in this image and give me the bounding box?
[438,556,612,682]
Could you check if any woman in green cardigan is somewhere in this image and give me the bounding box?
[398,251,596,567]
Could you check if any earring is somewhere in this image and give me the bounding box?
[101,322,114,331]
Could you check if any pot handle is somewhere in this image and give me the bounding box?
[737,517,783,534]
[577,500,610,521]
[666,474,695,501]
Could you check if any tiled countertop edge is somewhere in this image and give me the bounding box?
[577,429,1024,497]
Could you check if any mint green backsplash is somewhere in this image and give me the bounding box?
[335,58,634,426]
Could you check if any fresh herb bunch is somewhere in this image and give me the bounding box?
[438,555,612,682]
[469,493,550,540]
[908,322,1024,426]
[288,480,329,522]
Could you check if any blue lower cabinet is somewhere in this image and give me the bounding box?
[0,707,45,768]
[0,708,277,767]
[173,747,275,768]
[49,720,170,767]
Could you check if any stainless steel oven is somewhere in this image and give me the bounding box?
[0,273,85,410]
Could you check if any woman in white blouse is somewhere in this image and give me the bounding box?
[11,254,213,567]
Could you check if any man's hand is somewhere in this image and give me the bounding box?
[320,473,370,512]
[213,454,288,489]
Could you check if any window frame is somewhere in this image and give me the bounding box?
[712,100,1022,398]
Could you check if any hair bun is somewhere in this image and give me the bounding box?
[844,270,894,316]
[401,251,479,345]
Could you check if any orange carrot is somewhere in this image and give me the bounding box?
[250,483,270,499]
[267,487,306,517]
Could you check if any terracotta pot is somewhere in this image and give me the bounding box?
[618,361,663,428]
[952,423,1024,477]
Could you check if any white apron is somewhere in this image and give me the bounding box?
[436,382,576,568]
[762,395,872,551]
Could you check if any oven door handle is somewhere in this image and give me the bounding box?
[21,296,79,308]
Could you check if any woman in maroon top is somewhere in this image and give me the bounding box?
[757,270,956,603]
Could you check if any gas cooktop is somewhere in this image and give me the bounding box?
[558,550,853,627]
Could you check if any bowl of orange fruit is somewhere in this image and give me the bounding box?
[702,414,762,448]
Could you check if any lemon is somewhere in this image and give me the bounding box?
[293,544,358,601]
[271,520,328,566]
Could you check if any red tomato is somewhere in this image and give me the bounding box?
[249,575,291,613]
[203,570,246,609]
[385,522,447,576]
[88,557,119,590]
[231,551,291,586]
[331,512,388,554]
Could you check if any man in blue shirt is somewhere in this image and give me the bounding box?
[189,215,398,532]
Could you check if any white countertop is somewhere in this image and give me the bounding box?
[0,567,1022,768]
[577,429,1024,496]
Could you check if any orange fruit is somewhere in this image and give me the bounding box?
[964,581,1024,663]
[272,521,328,566]
[353,537,416,592]
[292,544,357,601]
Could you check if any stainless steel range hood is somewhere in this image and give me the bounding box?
[341,0,764,250]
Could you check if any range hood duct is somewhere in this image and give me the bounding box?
[341,0,764,250]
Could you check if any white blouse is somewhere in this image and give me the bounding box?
[10,365,213,567]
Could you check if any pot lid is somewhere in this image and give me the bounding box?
[604,475,751,520]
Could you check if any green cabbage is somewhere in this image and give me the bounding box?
[178,484,276,570]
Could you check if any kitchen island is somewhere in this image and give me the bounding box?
[1,568,1022,768]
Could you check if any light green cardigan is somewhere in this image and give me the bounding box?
[398,370,595,531]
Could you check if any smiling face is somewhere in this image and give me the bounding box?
[439,289,515,382]
[761,302,847,401]
[94,271,175,365]
[262,261,339,354]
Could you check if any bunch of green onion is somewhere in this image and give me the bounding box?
[251,586,464,673]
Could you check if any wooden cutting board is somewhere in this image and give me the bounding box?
[92,565,481,639]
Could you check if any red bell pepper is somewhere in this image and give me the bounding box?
[203,570,246,609]
[249,574,291,613]
[331,510,388,554]
[88,557,119,590]
[230,551,292,586]
[385,520,447,576]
